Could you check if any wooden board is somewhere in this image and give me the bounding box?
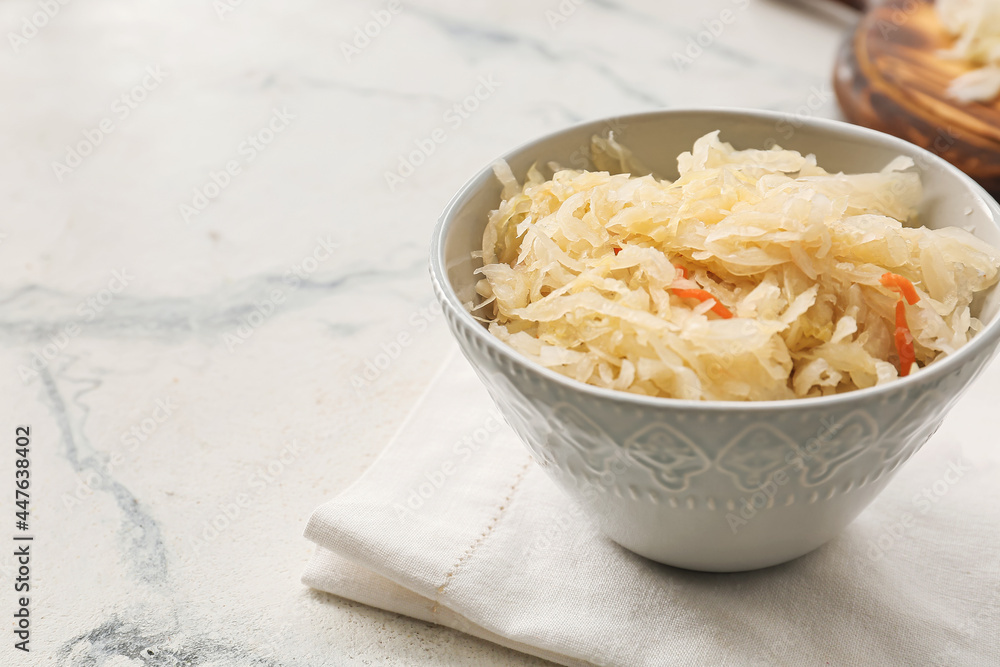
[834,0,1000,192]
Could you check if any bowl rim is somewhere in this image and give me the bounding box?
[430,106,1000,413]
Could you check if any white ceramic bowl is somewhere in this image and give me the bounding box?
[429,108,1000,572]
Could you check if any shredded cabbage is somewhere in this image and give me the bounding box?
[938,0,1000,102]
[472,132,1000,401]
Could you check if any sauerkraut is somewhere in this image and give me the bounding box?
[938,0,1000,102]
[471,132,1000,401]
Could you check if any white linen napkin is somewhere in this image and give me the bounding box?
[303,348,1000,666]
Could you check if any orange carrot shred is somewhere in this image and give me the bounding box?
[676,265,689,279]
[880,273,920,375]
[672,287,733,319]
[894,299,916,377]
[612,246,621,255]
[880,272,920,305]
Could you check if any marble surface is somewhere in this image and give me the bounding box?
[0,0,870,664]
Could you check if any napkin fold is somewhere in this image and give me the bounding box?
[304,349,1000,666]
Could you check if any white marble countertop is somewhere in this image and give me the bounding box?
[0,0,864,664]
